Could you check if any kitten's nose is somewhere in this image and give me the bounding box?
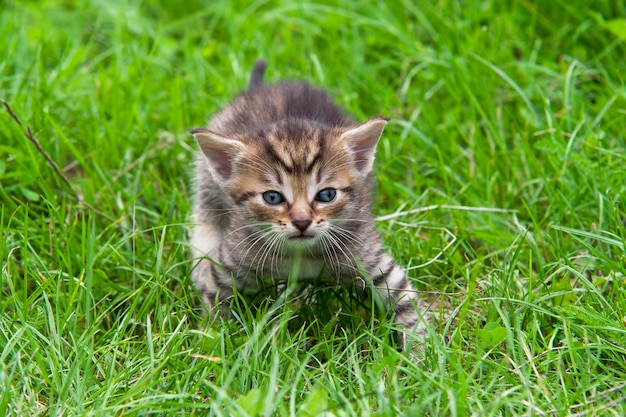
[292,218,312,232]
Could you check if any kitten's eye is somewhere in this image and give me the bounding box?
[315,188,336,203]
[262,191,285,205]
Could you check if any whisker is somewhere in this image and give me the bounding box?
[323,231,359,273]
[257,233,280,276]
[224,228,269,261]
[319,234,341,276]
[223,222,273,239]
[247,230,280,275]
[232,229,275,277]
[270,235,286,279]
[329,225,370,253]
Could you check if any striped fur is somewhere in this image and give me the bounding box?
[190,61,429,343]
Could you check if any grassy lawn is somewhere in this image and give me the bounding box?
[2,0,626,415]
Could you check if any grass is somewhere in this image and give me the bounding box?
[2,0,626,415]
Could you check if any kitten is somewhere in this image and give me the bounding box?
[190,60,429,344]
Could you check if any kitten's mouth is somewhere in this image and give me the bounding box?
[288,234,316,245]
[289,235,313,241]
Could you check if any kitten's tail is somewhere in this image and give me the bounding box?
[248,59,267,89]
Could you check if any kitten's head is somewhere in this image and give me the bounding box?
[192,117,387,249]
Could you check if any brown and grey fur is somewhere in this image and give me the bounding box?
[190,60,429,343]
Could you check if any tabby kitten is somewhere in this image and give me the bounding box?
[190,60,429,342]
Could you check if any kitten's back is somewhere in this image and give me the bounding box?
[209,65,354,137]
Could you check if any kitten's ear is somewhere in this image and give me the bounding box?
[192,128,244,181]
[340,116,389,176]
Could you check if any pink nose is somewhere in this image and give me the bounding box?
[292,218,312,232]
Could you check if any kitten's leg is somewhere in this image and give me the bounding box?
[369,254,430,345]
[191,257,238,319]
[190,224,234,316]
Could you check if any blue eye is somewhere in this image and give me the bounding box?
[315,188,336,203]
[262,191,284,205]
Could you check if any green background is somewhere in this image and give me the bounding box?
[1,0,625,415]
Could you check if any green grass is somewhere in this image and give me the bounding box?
[2,0,626,415]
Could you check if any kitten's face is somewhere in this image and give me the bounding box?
[193,117,387,251]
[228,133,356,249]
